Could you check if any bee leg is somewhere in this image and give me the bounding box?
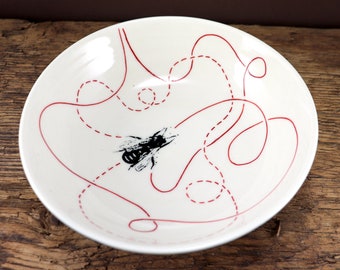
[150,156,156,168]
[128,135,142,139]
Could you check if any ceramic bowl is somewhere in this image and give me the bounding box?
[19,17,318,254]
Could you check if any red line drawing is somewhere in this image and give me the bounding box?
[38,26,299,241]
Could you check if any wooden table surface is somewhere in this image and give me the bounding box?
[0,19,339,269]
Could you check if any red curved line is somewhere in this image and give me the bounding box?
[191,34,246,67]
[128,219,159,233]
[247,57,267,78]
[174,99,228,129]
[129,215,236,228]
[228,119,268,166]
[123,26,193,83]
[243,57,267,97]
[122,28,166,82]
[130,117,298,227]
[150,148,201,193]
[175,98,261,129]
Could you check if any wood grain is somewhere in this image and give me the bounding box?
[0,19,339,269]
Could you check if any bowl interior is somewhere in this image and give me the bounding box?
[19,17,318,254]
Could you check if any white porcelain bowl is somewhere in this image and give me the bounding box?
[19,17,318,254]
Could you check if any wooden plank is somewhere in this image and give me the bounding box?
[0,19,339,269]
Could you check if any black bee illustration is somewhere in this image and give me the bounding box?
[119,128,177,171]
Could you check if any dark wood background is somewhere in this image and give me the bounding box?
[0,19,339,269]
[0,0,339,27]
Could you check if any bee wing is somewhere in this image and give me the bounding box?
[118,136,142,151]
[133,148,159,171]
[134,154,152,171]
[134,160,149,172]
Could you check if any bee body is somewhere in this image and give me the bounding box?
[119,128,176,171]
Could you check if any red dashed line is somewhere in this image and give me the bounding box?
[75,80,122,138]
[185,179,237,206]
[78,162,121,225]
